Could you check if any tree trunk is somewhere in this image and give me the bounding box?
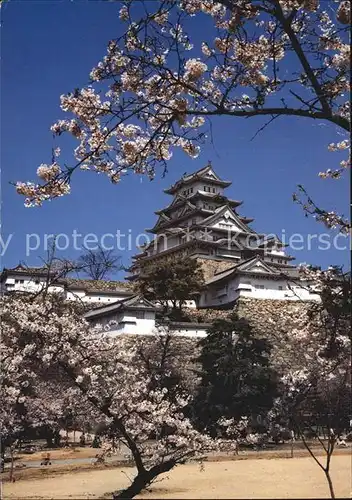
[45,432,54,448]
[112,459,177,499]
[53,430,61,448]
[9,447,15,482]
[325,470,335,499]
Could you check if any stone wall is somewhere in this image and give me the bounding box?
[236,297,314,370]
[132,255,235,285]
[235,297,312,334]
[184,297,315,373]
[186,297,312,331]
[196,258,235,281]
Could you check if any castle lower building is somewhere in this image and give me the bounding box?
[0,264,133,304]
[128,164,320,306]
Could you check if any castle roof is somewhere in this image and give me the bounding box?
[200,205,256,233]
[155,191,242,215]
[204,256,299,286]
[0,264,55,281]
[84,295,158,320]
[164,165,231,195]
[147,203,255,234]
[64,278,133,294]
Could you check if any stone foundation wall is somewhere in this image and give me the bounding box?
[184,297,315,373]
[186,297,312,331]
[196,258,235,281]
[235,297,312,334]
[132,255,235,284]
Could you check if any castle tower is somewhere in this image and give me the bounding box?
[128,164,294,281]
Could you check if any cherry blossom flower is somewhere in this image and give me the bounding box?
[1,293,240,496]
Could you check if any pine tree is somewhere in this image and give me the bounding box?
[137,257,204,316]
[192,313,278,436]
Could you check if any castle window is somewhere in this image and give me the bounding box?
[135,311,145,319]
[256,284,265,289]
[278,286,283,290]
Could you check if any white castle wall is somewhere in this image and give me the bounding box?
[199,275,320,308]
[2,273,131,304]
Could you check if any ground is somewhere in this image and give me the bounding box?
[4,454,351,499]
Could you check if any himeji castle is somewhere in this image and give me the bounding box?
[129,163,320,306]
[1,164,320,338]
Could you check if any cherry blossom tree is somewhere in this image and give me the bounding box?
[268,265,351,498]
[1,292,239,498]
[15,0,350,229]
[133,330,201,401]
[269,363,350,498]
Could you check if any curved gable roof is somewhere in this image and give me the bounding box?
[201,205,256,234]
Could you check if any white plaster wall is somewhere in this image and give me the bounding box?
[267,248,286,256]
[159,235,168,252]
[212,215,243,233]
[177,181,223,197]
[165,299,197,309]
[3,273,131,304]
[65,290,86,301]
[107,324,208,338]
[83,293,129,304]
[264,256,289,264]
[122,311,156,335]
[165,235,181,250]
[91,311,156,335]
[170,327,207,338]
[199,275,320,307]
[3,275,66,295]
[92,313,208,338]
[216,249,241,259]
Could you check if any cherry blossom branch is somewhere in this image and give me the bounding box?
[15,0,351,205]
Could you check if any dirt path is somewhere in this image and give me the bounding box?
[3,454,351,499]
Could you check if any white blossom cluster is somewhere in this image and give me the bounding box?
[1,293,242,472]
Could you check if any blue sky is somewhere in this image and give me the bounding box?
[1,0,350,277]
